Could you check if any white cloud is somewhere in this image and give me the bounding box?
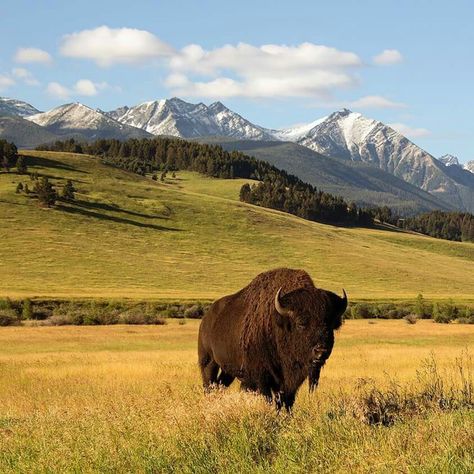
[46,79,112,99]
[373,49,403,65]
[74,79,96,96]
[0,74,15,91]
[15,47,52,64]
[167,42,362,99]
[349,95,407,109]
[388,122,431,138]
[12,68,40,86]
[60,26,174,66]
[47,82,71,99]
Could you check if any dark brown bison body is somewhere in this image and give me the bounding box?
[198,268,347,410]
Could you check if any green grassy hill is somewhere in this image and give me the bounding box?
[201,138,454,214]
[0,150,473,300]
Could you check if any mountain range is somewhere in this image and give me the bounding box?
[1,95,473,213]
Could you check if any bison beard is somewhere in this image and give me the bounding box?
[198,268,347,411]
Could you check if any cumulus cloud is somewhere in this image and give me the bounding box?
[167,42,362,98]
[60,26,174,66]
[15,47,52,64]
[349,95,407,109]
[373,49,403,65]
[12,68,40,86]
[0,74,15,91]
[46,82,71,99]
[388,122,431,138]
[46,79,112,99]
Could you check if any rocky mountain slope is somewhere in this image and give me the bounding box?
[26,103,152,140]
[202,137,455,215]
[108,97,273,140]
[0,116,63,148]
[1,95,473,212]
[0,97,40,117]
[276,109,474,212]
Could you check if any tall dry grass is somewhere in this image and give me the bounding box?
[0,320,473,473]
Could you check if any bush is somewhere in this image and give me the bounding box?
[350,303,372,319]
[184,304,205,319]
[456,317,474,324]
[386,307,410,319]
[21,298,33,320]
[0,309,21,326]
[404,314,418,324]
[433,309,453,324]
[118,310,166,325]
[0,298,13,310]
[48,314,75,326]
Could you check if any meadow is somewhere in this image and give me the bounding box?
[0,319,472,473]
[0,150,473,301]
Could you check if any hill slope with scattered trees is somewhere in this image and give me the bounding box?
[37,138,373,226]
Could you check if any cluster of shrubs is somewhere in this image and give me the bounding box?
[343,295,474,325]
[1,296,472,327]
[0,299,209,327]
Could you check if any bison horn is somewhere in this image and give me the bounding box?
[338,289,348,314]
[274,287,291,317]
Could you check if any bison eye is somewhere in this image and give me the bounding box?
[296,322,307,331]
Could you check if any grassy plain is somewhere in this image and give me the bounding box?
[0,150,473,301]
[0,319,472,473]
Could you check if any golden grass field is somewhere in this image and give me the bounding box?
[0,319,473,473]
[0,150,473,301]
[1,150,473,472]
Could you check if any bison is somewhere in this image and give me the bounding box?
[198,268,347,410]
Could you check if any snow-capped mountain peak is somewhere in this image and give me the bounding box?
[108,97,273,140]
[25,102,151,140]
[439,154,460,167]
[0,96,40,117]
[464,160,474,174]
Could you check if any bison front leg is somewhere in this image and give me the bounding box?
[281,391,296,412]
[199,356,220,391]
[216,371,235,387]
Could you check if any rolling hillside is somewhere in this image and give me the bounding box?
[201,138,454,214]
[0,150,473,300]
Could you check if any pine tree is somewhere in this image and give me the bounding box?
[34,177,57,207]
[15,182,24,193]
[16,155,27,174]
[22,299,33,320]
[61,180,76,201]
[414,293,425,318]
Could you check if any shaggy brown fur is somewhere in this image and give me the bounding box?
[198,268,346,410]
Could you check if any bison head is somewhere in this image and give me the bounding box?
[274,286,347,391]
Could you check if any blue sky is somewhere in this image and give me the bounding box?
[0,0,472,162]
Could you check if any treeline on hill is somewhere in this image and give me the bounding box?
[368,206,474,242]
[35,138,474,240]
[36,138,373,226]
[398,210,474,242]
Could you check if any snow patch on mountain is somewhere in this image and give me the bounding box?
[0,97,40,117]
[26,102,151,140]
[439,154,460,166]
[108,97,273,140]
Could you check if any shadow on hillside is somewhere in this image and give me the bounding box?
[73,199,168,220]
[39,173,88,183]
[57,204,181,231]
[25,155,89,174]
